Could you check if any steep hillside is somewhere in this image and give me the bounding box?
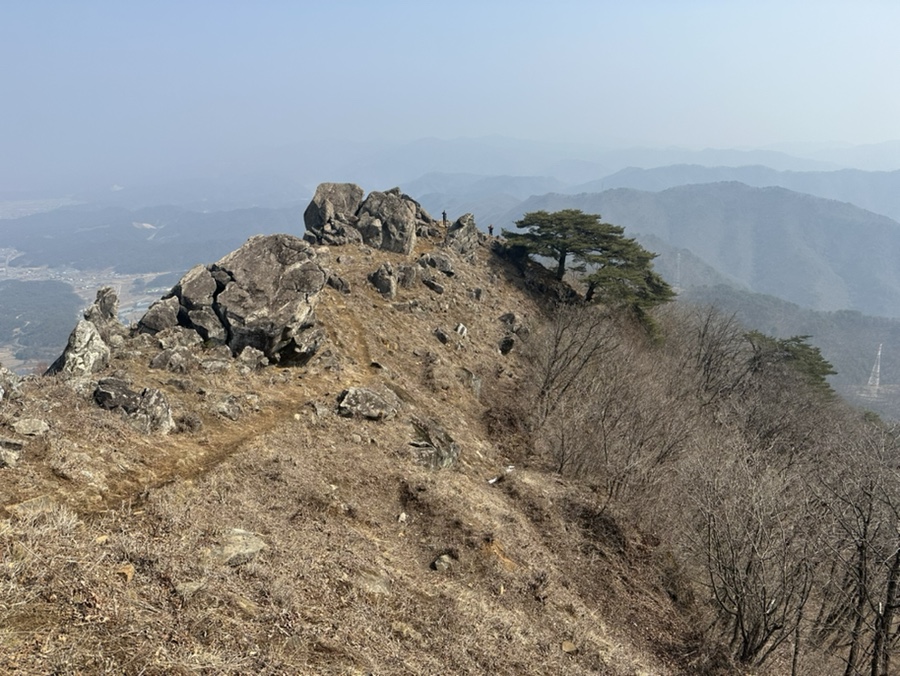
[504,182,900,317]
[0,203,695,674]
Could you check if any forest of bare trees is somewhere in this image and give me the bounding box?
[513,301,900,675]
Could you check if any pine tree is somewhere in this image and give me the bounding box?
[502,209,674,310]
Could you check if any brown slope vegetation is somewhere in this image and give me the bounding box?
[0,232,698,674]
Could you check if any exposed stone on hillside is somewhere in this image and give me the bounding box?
[410,417,459,469]
[444,213,483,255]
[83,287,126,343]
[356,188,418,254]
[304,183,438,254]
[418,252,454,276]
[46,320,110,378]
[13,418,49,437]
[337,387,401,420]
[369,263,397,298]
[0,366,22,403]
[93,377,175,434]
[136,235,327,365]
[303,183,365,246]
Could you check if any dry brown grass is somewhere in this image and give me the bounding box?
[0,233,709,674]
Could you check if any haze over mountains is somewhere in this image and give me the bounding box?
[4,134,900,417]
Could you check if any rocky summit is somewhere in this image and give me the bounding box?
[0,184,702,675]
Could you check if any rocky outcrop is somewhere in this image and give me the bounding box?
[356,188,418,254]
[136,235,328,365]
[304,183,438,255]
[0,366,22,403]
[302,183,365,246]
[46,320,110,378]
[93,377,175,434]
[444,213,483,255]
[83,287,126,343]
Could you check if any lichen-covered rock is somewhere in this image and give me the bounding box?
[338,387,400,420]
[410,417,460,469]
[45,320,110,378]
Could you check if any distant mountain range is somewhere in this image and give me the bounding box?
[501,182,900,317]
[3,204,305,273]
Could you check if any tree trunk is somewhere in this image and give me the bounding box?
[556,250,567,281]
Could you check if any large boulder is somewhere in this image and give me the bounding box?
[356,188,418,254]
[303,184,436,255]
[303,183,365,246]
[45,320,110,378]
[136,235,328,365]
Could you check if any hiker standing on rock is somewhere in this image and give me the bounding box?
[488,224,494,236]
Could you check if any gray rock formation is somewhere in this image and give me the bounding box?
[368,263,397,299]
[338,387,400,420]
[94,377,175,434]
[418,253,454,276]
[46,320,110,378]
[410,417,459,469]
[303,183,365,246]
[356,188,418,254]
[83,287,125,342]
[136,235,328,365]
[13,418,50,437]
[304,183,438,255]
[0,366,22,403]
[444,213,483,255]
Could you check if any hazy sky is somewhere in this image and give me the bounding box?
[3,1,900,191]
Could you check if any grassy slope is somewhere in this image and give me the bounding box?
[0,236,695,674]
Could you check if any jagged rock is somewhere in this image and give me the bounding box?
[434,328,450,344]
[499,335,516,355]
[422,277,445,294]
[0,366,22,403]
[46,320,110,378]
[368,263,397,298]
[410,417,460,469]
[149,347,196,373]
[356,188,418,254]
[13,419,49,437]
[327,273,351,294]
[156,327,203,350]
[138,296,181,335]
[303,183,366,246]
[216,395,243,421]
[136,235,328,365]
[83,287,125,342]
[93,378,174,434]
[418,253,454,276]
[445,213,483,255]
[0,447,21,468]
[499,312,530,339]
[455,323,467,337]
[238,346,269,370]
[397,265,418,288]
[338,387,400,420]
